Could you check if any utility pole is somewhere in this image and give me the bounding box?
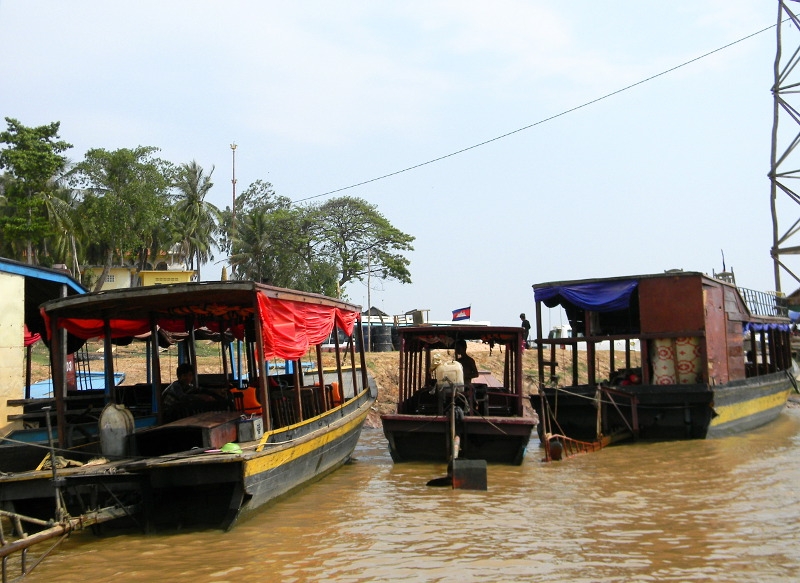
[366,248,372,352]
[230,142,237,232]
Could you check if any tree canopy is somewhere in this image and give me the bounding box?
[226,191,414,297]
[0,118,414,299]
[0,117,72,263]
[173,160,221,280]
[69,146,173,290]
[316,196,414,289]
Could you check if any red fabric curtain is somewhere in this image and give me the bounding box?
[58,318,152,339]
[256,293,358,360]
[42,290,359,361]
[23,324,41,347]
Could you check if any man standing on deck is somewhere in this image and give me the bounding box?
[520,313,531,348]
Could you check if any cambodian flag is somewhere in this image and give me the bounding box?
[452,306,471,321]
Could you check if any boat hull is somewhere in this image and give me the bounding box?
[530,370,795,443]
[0,388,375,531]
[706,371,795,437]
[382,414,536,465]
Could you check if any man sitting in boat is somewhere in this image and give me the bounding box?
[454,340,479,386]
[162,363,229,421]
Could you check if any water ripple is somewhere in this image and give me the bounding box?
[24,409,800,582]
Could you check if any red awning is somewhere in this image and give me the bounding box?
[257,293,357,360]
[24,324,41,347]
[43,286,359,362]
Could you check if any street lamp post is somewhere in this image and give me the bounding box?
[230,142,237,231]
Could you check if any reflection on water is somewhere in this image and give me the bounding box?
[26,407,800,582]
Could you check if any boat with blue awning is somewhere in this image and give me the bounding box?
[530,271,798,460]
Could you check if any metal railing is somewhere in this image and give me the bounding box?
[738,287,788,318]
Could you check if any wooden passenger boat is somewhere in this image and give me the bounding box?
[381,326,538,466]
[0,281,376,531]
[529,271,798,460]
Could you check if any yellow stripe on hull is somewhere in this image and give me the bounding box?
[243,406,370,478]
[710,388,791,427]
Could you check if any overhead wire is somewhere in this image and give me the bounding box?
[293,20,781,204]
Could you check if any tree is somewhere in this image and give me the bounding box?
[227,191,412,297]
[219,179,291,257]
[41,183,82,274]
[226,182,341,294]
[315,196,414,290]
[228,208,274,283]
[70,147,173,291]
[0,117,72,264]
[172,161,221,280]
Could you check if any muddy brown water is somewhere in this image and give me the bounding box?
[17,404,800,583]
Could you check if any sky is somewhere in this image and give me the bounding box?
[2,1,798,330]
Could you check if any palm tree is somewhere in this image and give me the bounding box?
[41,181,81,274]
[229,209,273,282]
[173,161,221,280]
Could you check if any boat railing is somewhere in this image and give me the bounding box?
[537,333,646,389]
[538,320,792,389]
[738,287,788,318]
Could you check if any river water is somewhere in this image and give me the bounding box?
[24,405,800,582]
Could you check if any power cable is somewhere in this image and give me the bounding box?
[293,21,780,204]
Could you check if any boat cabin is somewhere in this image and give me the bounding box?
[534,272,792,390]
[39,281,370,459]
[395,325,527,419]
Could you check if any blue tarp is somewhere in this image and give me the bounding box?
[27,372,126,399]
[535,279,639,312]
[743,321,792,333]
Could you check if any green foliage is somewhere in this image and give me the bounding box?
[69,146,173,288]
[0,119,414,298]
[229,206,339,293]
[0,117,72,263]
[219,179,291,256]
[229,194,413,296]
[315,196,414,288]
[172,161,221,279]
[0,118,71,189]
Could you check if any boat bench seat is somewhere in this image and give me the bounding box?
[7,408,103,422]
[7,411,56,421]
[410,388,439,414]
[7,392,110,423]
[484,390,514,417]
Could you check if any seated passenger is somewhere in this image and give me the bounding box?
[162,363,228,420]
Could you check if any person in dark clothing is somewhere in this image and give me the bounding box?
[162,363,227,419]
[454,339,479,386]
[520,313,531,347]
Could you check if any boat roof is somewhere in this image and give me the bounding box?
[532,271,707,291]
[533,271,789,324]
[397,325,523,348]
[41,281,362,361]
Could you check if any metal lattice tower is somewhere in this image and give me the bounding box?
[770,1,800,293]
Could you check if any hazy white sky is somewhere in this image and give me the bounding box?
[1,1,794,327]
